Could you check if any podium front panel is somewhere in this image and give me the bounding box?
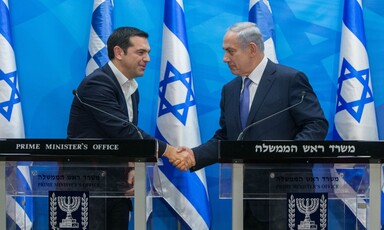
[5,161,162,197]
[218,140,381,229]
[1,139,158,230]
[220,163,371,229]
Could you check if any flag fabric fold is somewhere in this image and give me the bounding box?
[154,0,211,229]
[333,0,378,228]
[86,0,113,75]
[248,0,278,63]
[1,0,33,229]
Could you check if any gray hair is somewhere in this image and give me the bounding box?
[228,22,264,52]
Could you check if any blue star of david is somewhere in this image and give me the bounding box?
[0,69,21,121]
[336,58,373,122]
[158,61,195,125]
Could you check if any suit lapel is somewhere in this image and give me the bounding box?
[101,64,130,119]
[232,78,243,131]
[131,91,139,125]
[247,60,276,125]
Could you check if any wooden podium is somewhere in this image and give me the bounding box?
[0,138,157,230]
[219,140,383,230]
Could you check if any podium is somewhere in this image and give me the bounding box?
[0,139,157,230]
[219,140,382,230]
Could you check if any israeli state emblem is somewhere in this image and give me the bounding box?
[287,193,328,230]
[49,191,89,230]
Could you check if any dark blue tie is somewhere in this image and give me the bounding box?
[240,78,251,129]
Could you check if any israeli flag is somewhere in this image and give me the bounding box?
[154,0,211,229]
[333,0,378,228]
[0,0,33,229]
[86,0,113,75]
[248,0,278,63]
[334,0,378,141]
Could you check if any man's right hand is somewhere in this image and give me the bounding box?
[163,145,195,171]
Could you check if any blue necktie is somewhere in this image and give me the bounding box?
[240,78,251,129]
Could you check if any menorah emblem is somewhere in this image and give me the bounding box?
[296,198,319,230]
[58,196,81,228]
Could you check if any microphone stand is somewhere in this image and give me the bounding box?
[72,90,144,139]
[237,92,306,141]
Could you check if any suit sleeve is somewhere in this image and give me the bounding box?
[76,73,168,153]
[190,86,230,171]
[289,72,329,140]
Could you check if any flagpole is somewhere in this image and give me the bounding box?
[134,162,147,230]
[369,163,381,229]
[0,160,5,230]
[232,163,244,229]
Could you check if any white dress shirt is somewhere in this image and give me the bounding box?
[241,56,268,110]
[108,61,138,122]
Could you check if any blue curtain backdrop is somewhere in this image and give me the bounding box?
[7,0,384,229]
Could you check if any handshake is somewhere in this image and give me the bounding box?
[163,145,195,171]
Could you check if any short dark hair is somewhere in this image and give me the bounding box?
[107,27,149,60]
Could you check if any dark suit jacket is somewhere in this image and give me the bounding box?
[191,60,328,171]
[191,60,328,223]
[67,63,167,152]
[67,63,167,196]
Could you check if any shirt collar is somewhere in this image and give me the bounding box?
[108,61,138,91]
[246,56,268,85]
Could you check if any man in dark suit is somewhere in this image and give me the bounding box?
[67,27,194,230]
[176,22,328,229]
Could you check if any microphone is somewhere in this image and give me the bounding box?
[237,91,306,140]
[72,89,143,139]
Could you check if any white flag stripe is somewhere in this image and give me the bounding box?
[0,35,16,72]
[154,169,209,229]
[249,0,258,9]
[160,26,191,75]
[85,58,99,76]
[0,105,24,137]
[88,27,106,56]
[356,0,363,8]
[146,194,152,221]
[93,0,105,9]
[339,25,369,70]
[175,0,184,10]
[195,169,209,197]
[263,38,277,63]
[18,166,32,191]
[335,104,378,140]
[6,197,33,229]
[156,107,201,147]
